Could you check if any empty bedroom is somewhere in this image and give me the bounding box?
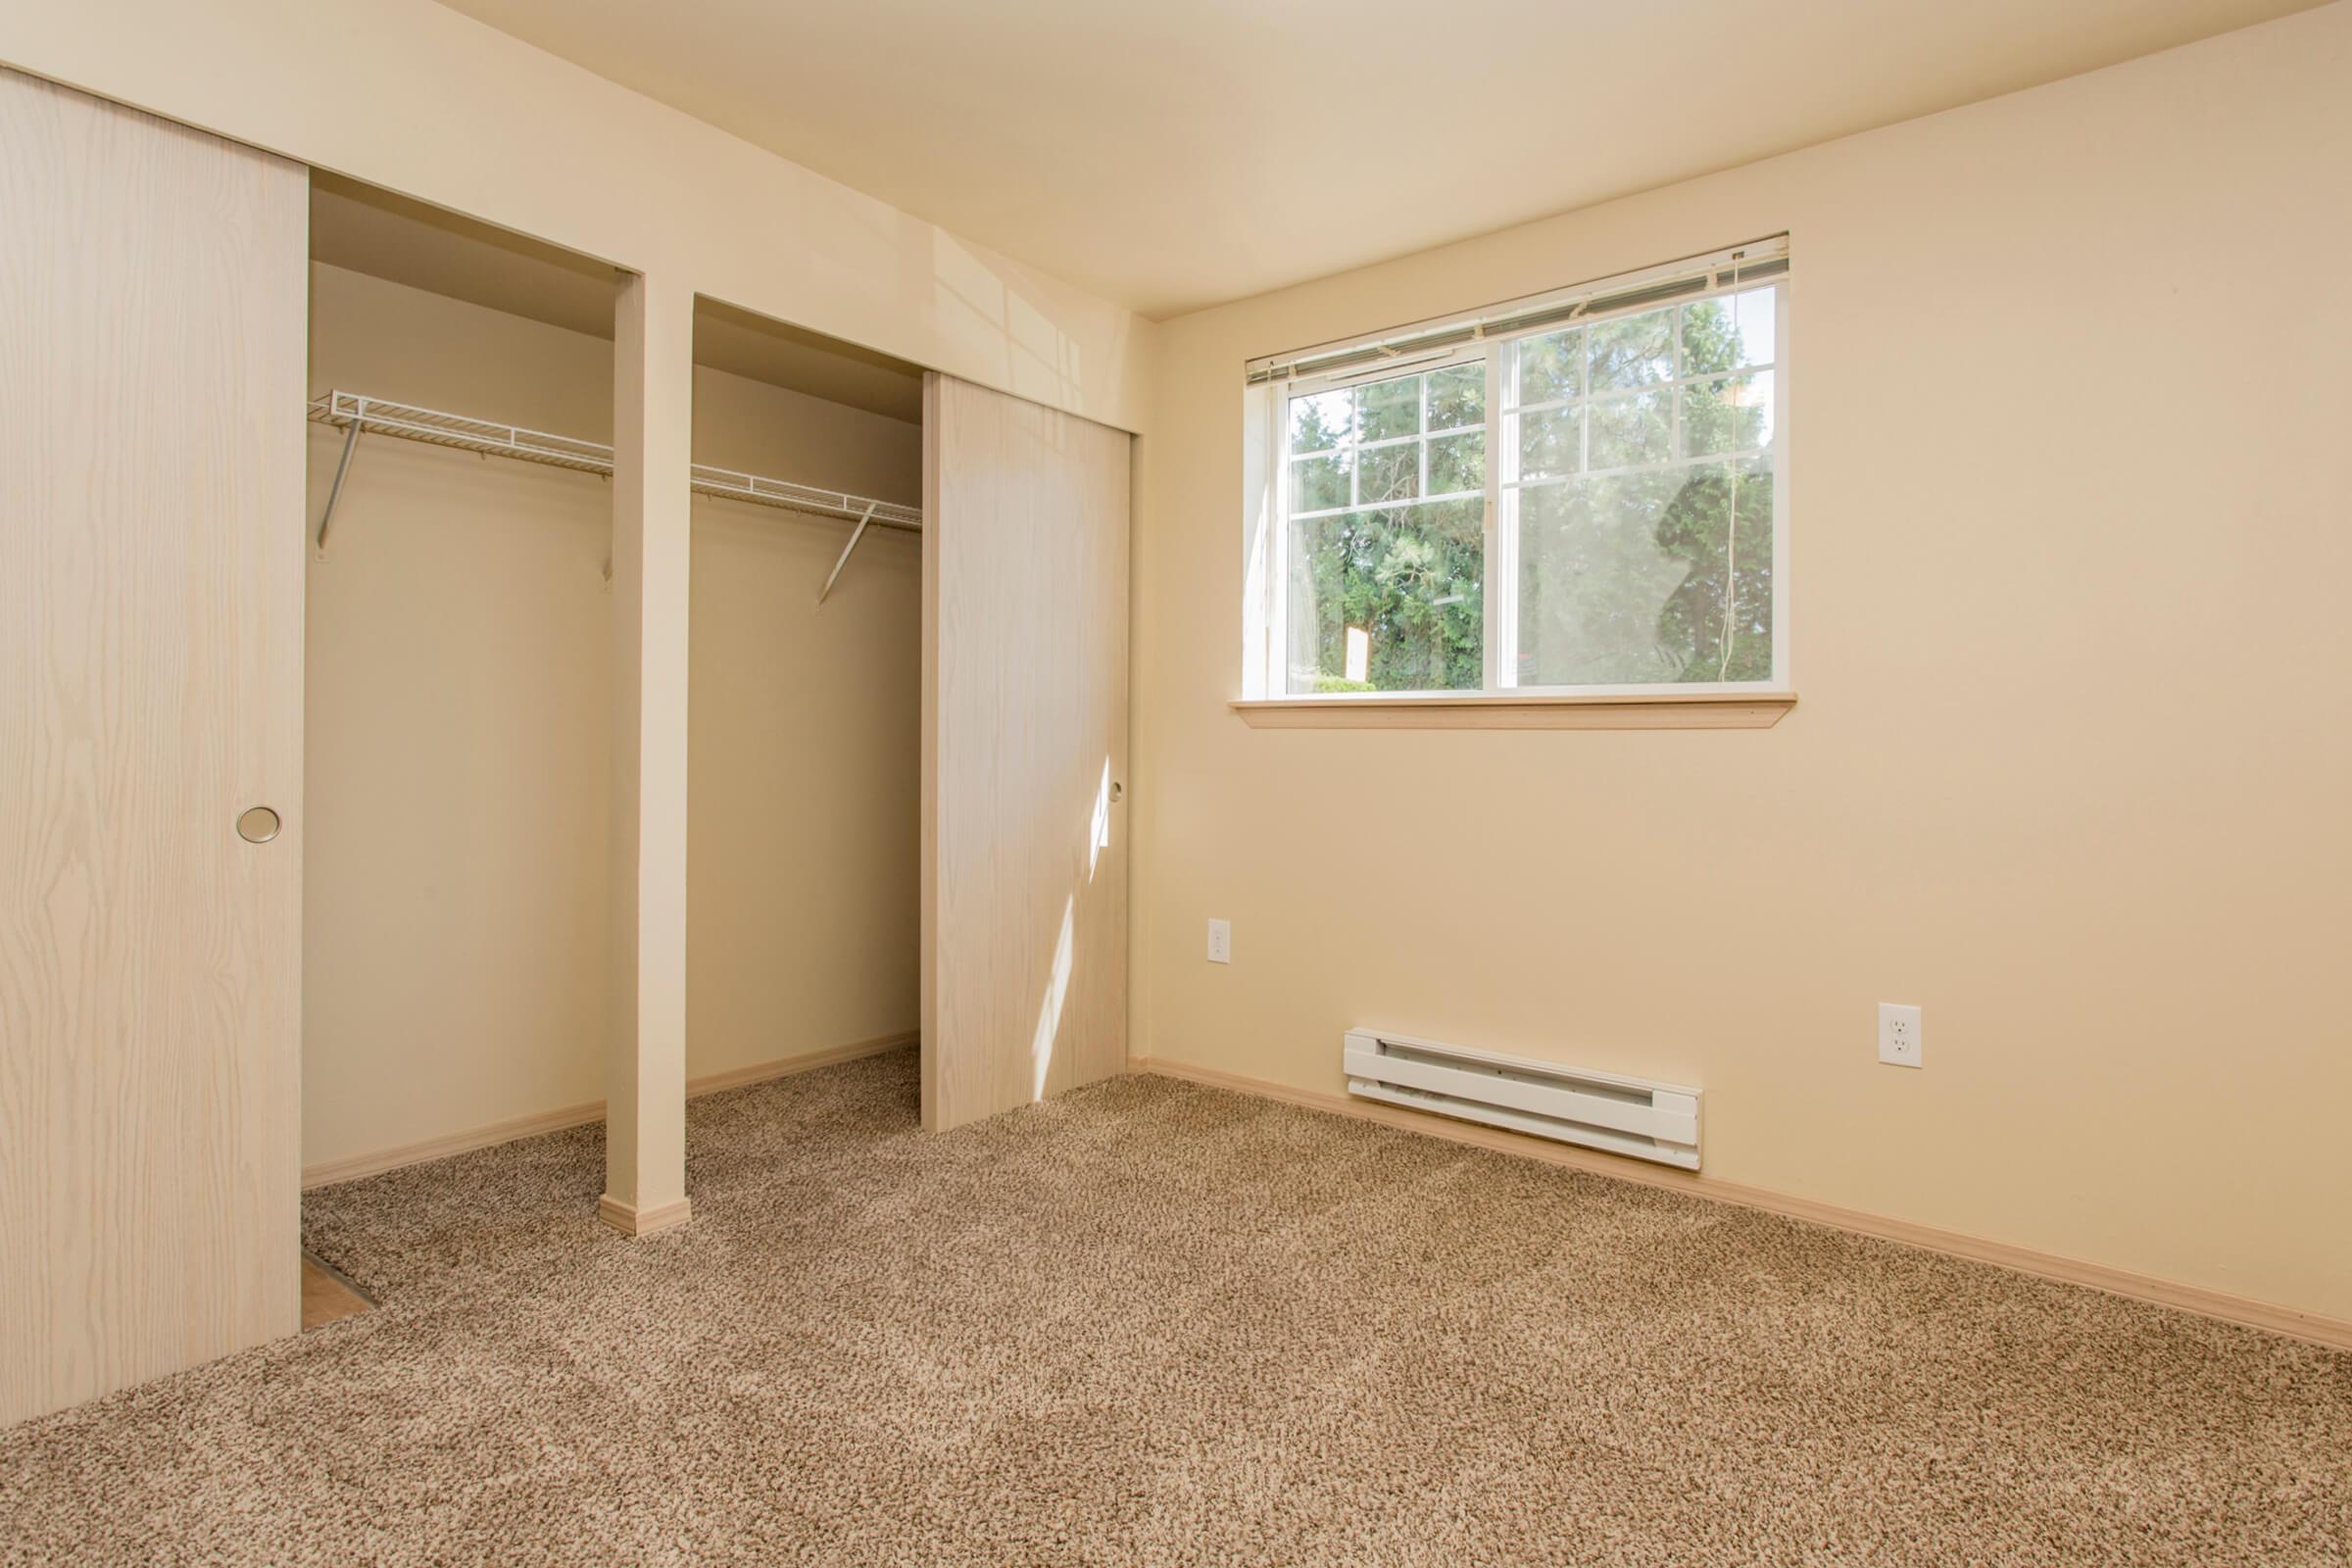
[1,0,2346,1562]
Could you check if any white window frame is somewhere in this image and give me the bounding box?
[1250,243,1791,704]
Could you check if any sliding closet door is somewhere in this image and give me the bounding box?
[921,374,1130,1132]
[0,70,307,1424]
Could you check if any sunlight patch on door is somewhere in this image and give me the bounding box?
[1030,896,1075,1100]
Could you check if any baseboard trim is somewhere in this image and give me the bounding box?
[302,1031,919,1190]
[598,1194,692,1238]
[301,1099,609,1191]
[684,1032,918,1098]
[1129,1055,2352,1354]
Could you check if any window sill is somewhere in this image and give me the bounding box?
[1229,691,1796,730]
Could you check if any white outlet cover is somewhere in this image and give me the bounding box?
[1878,1003,1923,1068]
[1206,918,1232,964]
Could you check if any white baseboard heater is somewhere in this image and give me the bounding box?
[1344,1028,1701,1170]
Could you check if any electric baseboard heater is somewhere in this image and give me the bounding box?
[1344,1029,1701,1170]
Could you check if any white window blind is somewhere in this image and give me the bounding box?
[1246,236,1788,388]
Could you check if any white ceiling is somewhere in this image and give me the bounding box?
[434,0,2318,318]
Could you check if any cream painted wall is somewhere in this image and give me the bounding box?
[304,264,918,1169]
[687,363,921,1085]
[304,265,612,1169]
[0,0,1151,432]
[1131,4,2352,1323]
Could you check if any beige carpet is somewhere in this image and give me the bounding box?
[1,1049,2345,1566]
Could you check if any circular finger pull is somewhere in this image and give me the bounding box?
[236,806,281,845]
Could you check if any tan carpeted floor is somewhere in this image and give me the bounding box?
[2,1048,2346,1565]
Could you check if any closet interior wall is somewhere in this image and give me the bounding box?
[686,318,922,1090]
[305,263,612,1174]
[304,263,921,1177]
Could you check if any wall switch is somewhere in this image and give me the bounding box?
[1205,918,1232,964]
[1879,1003,1923,1068]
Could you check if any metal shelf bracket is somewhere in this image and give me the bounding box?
[315,413,364,555]
[816,502,880,606]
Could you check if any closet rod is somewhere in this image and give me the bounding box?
[305,391,923,559]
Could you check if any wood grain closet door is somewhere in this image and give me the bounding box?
[0,69,307,1425]
[921,374,1130,1132]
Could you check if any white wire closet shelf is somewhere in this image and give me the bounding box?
[307,391,921,602]
[309,391,922,528]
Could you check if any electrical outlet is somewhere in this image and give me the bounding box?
[1878,1003,1922,1068]
[1206,918,1232,964]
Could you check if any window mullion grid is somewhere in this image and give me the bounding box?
[1671,306,1685,463]
[1577,327,1591,472]
[1417,373,1429,505]
[1347,389,1361,512]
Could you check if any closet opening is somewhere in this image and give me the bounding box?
[685,301,925,1134]
[301,173,623,1312]
[300,174,930,1280]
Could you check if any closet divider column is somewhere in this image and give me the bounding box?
[601,272,694,1237]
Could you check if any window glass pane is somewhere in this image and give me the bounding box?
[1287,500,1484,693]
[1275,275,1781,697]
[1426,364,1484,430]
[1427,428,1485,495]
[1588,307,1675,390]
[1681,286,1776,375]
[1357,374,1420,443]
[1517,405,1581,480]
[1291,452,1350,514]
[1588,388,1671,469]
[1289,388,1352,454]
[1517,328,1581,405]
[1356,442,1419,505]
[1515,459,1772,685]
[1680,370,1774,458]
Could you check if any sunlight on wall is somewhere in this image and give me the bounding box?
[932,231,1081,415]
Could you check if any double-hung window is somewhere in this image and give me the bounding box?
[1253,239,1788,705]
